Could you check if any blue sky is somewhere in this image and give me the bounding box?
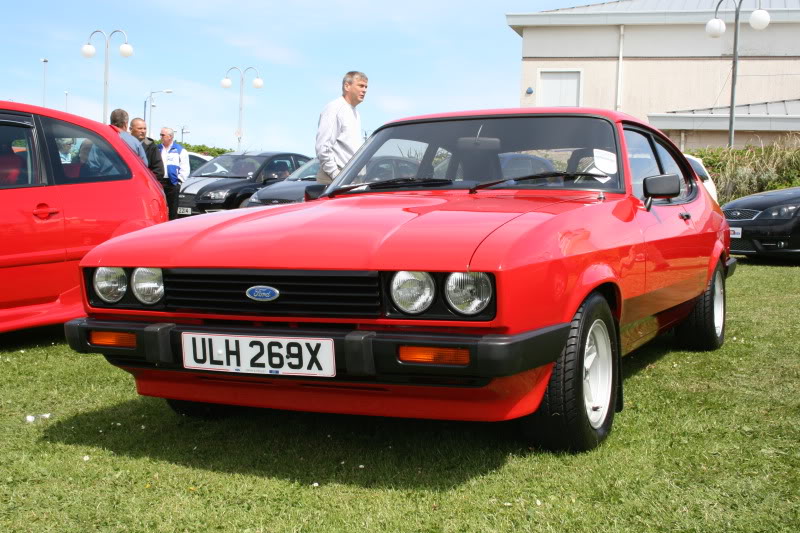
[1,1,588,155]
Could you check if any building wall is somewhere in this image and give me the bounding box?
[520,57,800,121]
[662,129,793,150]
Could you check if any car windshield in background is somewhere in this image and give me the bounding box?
[286,158,320,182]
[334,116,620,192]
[193,155,268,177]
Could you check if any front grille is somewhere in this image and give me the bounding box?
[262,198,297,205]
[730,239,756,252]
[163,269,382,318]
[178,193,196,208]
[724,209,760,221]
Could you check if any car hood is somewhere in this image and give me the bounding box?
[724,186,800,210]
[181,177,226,195]
[82,192,593,271]
[255,180,310,201]
[196,177,256,196]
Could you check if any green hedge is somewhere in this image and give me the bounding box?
[174,142,232,158]
[687,134,800,205]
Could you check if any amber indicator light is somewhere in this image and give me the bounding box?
[89,330,137,348]
[398,346,470,366]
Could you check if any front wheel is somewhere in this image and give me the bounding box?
[675,260,726,350]
[521,292,619,452]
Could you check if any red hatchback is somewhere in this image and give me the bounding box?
[65,108,733,451]
[0,101,167,333]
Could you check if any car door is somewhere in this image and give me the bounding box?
[625,128,707,317]
[0,113,68,310]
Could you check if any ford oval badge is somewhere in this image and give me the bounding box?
[246,285,280,302]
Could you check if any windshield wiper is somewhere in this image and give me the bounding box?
[469,171,609,193]
[324,178,453,198]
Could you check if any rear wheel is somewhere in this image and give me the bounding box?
[166,399,234,419]
[521,293,619,452]
[676,261,726,350]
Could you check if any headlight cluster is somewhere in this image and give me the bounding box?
[759,204,799,220]
[389,271,493,316]
[92,267,164,305]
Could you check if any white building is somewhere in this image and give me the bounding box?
[506,0,800,148]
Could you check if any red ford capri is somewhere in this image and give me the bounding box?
[1,101,167,333]
[65,108,734,451]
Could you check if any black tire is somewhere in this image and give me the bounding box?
[521,293,619,452]
[676,261,726,350]
[238,198,251,208]
[166,399,233,419]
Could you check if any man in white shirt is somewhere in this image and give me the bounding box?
[315,71,368,184]
[159,127,191,220]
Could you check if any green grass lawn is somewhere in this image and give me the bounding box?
[2,258,799,532]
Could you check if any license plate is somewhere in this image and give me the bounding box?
[177,207,192,215]
[181,332,335,377]
[730,227,742,239]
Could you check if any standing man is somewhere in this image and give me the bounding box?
[109,109,148,166]
[130,118,165,182]
[159,127,190,220]
[315,71,368,184]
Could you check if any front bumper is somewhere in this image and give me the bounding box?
[728,219,800,255]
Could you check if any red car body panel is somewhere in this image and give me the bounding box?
[0,101,167,333]
[65,107,731,423]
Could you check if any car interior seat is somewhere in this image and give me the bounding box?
[0,145,23,185]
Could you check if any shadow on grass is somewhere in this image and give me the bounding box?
[0,324,65,350]
[41,396,551,489]
[621,334,675,380]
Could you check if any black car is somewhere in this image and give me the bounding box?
[722,186,800,257]
[246,156,422,207]
[177,151,310,216]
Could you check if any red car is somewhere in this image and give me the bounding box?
[0,101,167,333]
[65,108,734,451]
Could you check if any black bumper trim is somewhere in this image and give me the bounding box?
[65,318,570,380]
[725,256,737,279]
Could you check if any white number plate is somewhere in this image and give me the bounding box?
[177,207,192,215]
[730,227,742,239]
[181,332,335,377]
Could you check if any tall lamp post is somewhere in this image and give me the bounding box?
[40,58,48,107]
[180,126,190,143]
[64,91,69,112]
[221,66,263,150]
[143,89,173,138]
[80,30,134,124]
[705,1,771,148]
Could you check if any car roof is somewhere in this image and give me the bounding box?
[221,151,307,158]
[386,107,641,126]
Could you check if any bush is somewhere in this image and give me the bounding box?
[688,134,800,205]
[177,142,232,158]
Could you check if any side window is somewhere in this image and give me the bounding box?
[263,158,292,178]
[295,156,310,168]
[0,124,42,188]
[623,129,660,199]
[40,116,131,184]
[654,141,692,201]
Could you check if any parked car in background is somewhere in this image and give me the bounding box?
[0,101,167,333]
[178,151,310,216]
[684,154,718,203]
[245,156,422,207]
[65,107,733,452]
[722,186,800,257]
[187,152,212,175]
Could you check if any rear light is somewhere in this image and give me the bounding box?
[89,330,137,348]
[398,346,470,366]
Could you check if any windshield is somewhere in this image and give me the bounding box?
[287,158,320,182]
[193,154,268,177]
[332,116,620,192]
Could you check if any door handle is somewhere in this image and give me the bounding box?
[679,212,691,220]
[33,205,60,219]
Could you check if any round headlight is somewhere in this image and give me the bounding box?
[93,267,127,303]
[391,271,435,314]
[131,268,164,305]
[444,272,492,315]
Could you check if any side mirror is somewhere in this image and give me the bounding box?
[304,183,327,201]
[643,173,681,211]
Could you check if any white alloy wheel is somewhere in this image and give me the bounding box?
[583,318,613,429]
[713,270,724,337]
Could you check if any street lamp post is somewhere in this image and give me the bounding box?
[40,58,48,107]
[143,89,173,138]
[81,30,134,124]
[221,66,264,150]
[64,91,69,112]
[705,1,771,147]
[180,126,190,143]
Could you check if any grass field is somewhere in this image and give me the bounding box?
[1,257,798,533]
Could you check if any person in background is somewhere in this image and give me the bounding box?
[109,108,148,166]
[56,138,74,163]
[129,118,165,183]
[315,71,368,184]
[159,127,190,220]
